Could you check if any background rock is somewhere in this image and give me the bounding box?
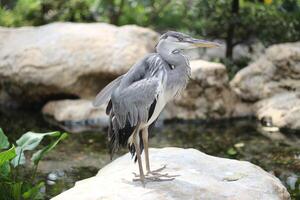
[51,147,290,200]
[164,60,251,120]
[42,99,108,132]
[255,92,300,130]
[230,42,300,102]
[0,22,159,105]
[229,42,300,130]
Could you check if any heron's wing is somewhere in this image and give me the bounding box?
[111,74,164,128]
[93,53,156,107]
[110,54,168,128]
[93,75,123,107]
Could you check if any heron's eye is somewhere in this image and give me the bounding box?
[178,38,183,42]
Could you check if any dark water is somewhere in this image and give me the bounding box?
[0,108,299,199]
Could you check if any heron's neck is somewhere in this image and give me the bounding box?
[164,57,191,99]
[156,42,188,67]
[156,43,190,77]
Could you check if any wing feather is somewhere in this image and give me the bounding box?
[112,72,165,128]
[93,75,123,107]
[107,54,168,129]
[107,54,169,159]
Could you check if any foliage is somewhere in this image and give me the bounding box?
[0,128,68,200]
[0,0,42,27]
[287,177,300,200]
[0,128,10,149]
[194,0,300,57]
[221,57,252,79]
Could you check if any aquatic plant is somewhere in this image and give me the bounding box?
[0,128,68,200]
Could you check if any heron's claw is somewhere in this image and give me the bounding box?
[133,172,177,182]
[132,164,168,177]
[132,164,179,183]
[148,164,167,174]
[133,172,178,178]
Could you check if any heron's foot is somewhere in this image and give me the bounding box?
[132,166,179,184]
[146,164,167,175]
[132,164,167,178]
[133,173,177,182]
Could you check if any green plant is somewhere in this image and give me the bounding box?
[0,128,68,200]
[288,177,300,200]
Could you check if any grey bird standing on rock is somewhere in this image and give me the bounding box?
[93,31,220,186]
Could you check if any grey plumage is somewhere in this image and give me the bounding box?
[111,54,167,128]
[93,75,123,107]
[93,31,220,184]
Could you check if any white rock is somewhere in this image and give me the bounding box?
[164,60,251,119]
[230,42,300,101]
[42,99,108,132]
[51,148,290,200]
[255,92,300,130]
[0,22,159,104]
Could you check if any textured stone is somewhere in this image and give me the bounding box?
[0,22,159,105]
[164,60,250,119]
[52,148,290,200]
[42,99,108,132]
[230,42,300,102]
[255,92,300,130]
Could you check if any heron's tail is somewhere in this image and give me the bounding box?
[107,106,143,162]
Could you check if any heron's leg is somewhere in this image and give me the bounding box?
[137,128,178,181]
[141,128,151,172]
[132,127,146,186]
[141,128,166,174]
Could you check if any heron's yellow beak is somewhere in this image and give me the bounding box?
[192,39,221,48]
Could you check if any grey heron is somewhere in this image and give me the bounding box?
[93,31,220,185]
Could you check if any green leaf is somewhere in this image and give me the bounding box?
[11,131,61,167]
[12,182,23,200]
[0,145,16,166]
[0,161,11,177]
[16,131,60,151]
[22,182,44,200]
[31,132,68,165]
[227,147,237,156]
[0,128,10,150]
[11,147,26,167]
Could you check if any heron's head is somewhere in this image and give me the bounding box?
[156,31,220,54]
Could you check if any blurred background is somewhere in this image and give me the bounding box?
[0,0,299,199]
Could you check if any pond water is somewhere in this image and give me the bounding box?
[0,107,299,200]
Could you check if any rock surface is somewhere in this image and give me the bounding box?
[51,147,290,200]
[42,99,108,132]
[229,42,300,130]
[255,92,300,130]
[0,22,159,105]
[164,60,250,119]
[230,42,300,102]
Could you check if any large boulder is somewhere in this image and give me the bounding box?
[164,60,251,119]
[230,42,300,130]
[42,99,108,133]
[51,148,290,200]
[0,22,159,105]
[255,92,300,130]
[230,42,300,102]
